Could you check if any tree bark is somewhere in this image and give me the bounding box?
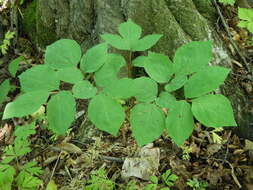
[22,0,253,140]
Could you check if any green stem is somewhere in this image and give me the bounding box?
[127,51,133,78]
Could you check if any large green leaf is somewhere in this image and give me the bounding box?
[184,66,230,98]
[19,65,59,92]
[173,41,212,76]
[56,67,83,84]
[132,34,162,51]
[191,94,237,127]
[72,80,97,99]
[144,52,173,83]
[101,19,162,51]
[132,56,147,67]
[132,77,158,103]
[119,18,142,48]
[166,101,195,146]
[80,43,108,73]
[100,34,129,50]
[155,92,176,109]
[165,75,187,92]
[94,54,126,87]
[45,39,81,69]
[88,94,125,136]
[130,103,165,146]
[104,78,135,99]
[238,8,253,21]
[8,56,24,77]
[47,91,76,135]
[3,91,49,119]
[0,80,10,105]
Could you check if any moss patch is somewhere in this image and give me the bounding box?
[21,0,57,48]
[21,0,37,43]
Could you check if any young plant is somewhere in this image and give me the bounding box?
[187,178,209,190]
[0,122,43,190]
[0,30,15,55]
[161,169,178,188]
[2,19,237,147]
[144,176,158,190]
[238,8,253,41]
[84,168,114,190]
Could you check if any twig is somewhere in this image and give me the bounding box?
[212,0,250,72]
[49,151,62,182]
[203,157,242,188]
[100,155,125,163]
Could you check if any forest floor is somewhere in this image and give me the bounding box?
[0,2,253,190]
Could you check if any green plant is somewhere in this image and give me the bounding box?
[2,19,237,147]
[125,180,138,190]
[0,122,43,190]
[181,145,193,160]
[0,31,15,55]
[84,168,114,190]
[161,169,178,188]
[144,176,158,190]
[218,0,235,5]
[187,178,208,190]
[238,8,253,40]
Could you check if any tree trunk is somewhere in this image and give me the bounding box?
[21,0,253,140]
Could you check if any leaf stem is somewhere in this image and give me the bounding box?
[127,51,133,78]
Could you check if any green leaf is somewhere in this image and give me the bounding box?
[184,66,230,98]
[132,56,147,67]
[88,94,125,136]
[173,41,212,76]
[132,77,158,103]
[144,52,173,83]
[2,146,16,164]
[100,34,129,50]
[191,94,237,127]
[16,171,42,190]
[14,123,36,142]
[56,67,83,84]
[0,79,10,105]
[166,101,195,146]
[238,20,249,28]
[218,0,235,5]
[19,65,59,92]
[21,161,43,176]
[72,80,97,99]
[101,19,161,51]
[47,91,76,135]
[104,78,135,99]
[238,8,253,22]
[94,54,126,87]
[45,39,81,69]
[132,34,162,51]
[3,91,49,119]
[119,19,142,47]
[80,43,108,73]
[14,140,31,157]
[46,180,58,190]
[130,103,165,146]
[8,56,24,77]
[155,92,176,109]
[0,165,15,190]
[165,75,187,92]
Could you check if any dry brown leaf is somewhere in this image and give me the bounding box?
[57,142,82,154]
[0,124,13,144]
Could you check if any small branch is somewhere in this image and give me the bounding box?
[212,0,250,73]
[100,155,125,163]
